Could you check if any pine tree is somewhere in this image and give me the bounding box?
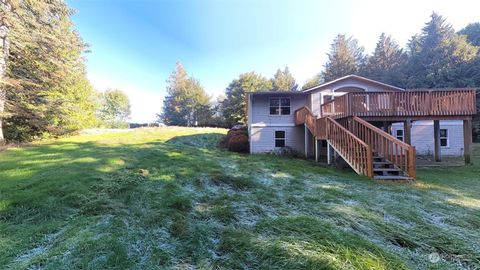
[221,72,272,126]
[160,62,212,126]
[405,12,478,88]
[271,67,298,91]
[322,34,365,82]
[361,33,407,87]
[3,0,98,141]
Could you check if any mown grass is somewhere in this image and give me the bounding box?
[0,127,479,269]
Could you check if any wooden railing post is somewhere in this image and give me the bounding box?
[347,93,352,117]
[389,92,395,116]
[408,146,416,178]
[366,147,374,178]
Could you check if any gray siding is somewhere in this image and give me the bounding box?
[391,120,464,156]
[250,126,305,153]
[250,95,307,126]
[249,94,307,153]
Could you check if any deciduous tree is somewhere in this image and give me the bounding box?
[302,74,322,90]
[459,23,480,46]
[98,89,131,127]
[0,0,10,144]
[221,72,272,126]
[160,62,212,126]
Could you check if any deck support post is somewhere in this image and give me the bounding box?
[315,138,319,162]
[304,125,308,158]
[463,118,472,164]
[327,142,332,165]
[404,119,412,145]
[433,120,441,162]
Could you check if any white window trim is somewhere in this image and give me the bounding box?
[396,129,404,142]
[274,130,286,148]
[269,97,291,116]
[440,128,449,148]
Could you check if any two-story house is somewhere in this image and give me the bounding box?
[247,75,477,180]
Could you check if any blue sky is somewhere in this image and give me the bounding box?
[68,0,480,122]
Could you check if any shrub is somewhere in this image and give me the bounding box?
[219,125,250,153]
[228,133,249,153]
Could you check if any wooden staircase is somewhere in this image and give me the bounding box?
[372,153,412,180]
[295,106,416,180]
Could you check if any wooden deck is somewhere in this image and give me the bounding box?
[320,90,477,120]
[295,89,476,180]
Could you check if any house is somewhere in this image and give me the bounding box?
[246,75,477,180]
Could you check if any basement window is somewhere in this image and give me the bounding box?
[440,129,448,147]
[275,130,286,147]
[270,98,291,115]
[396,129,404,141]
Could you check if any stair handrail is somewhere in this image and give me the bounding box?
[349,116,416,178]
[294,106,317,135]
[326,117,374,178]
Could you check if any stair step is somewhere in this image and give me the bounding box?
[374,175,413,181]
[373,168,402,172]
[373,161,392,165]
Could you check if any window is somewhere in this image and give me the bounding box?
[270,98,290,115]
[396,129,404,141]
[275,130,286,147]
[440,129,448,147]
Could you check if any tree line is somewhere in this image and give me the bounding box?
[160,64,298,127]
[0,0,131,143]
[160,12,480,140]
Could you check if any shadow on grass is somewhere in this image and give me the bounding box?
[0,132,478,268]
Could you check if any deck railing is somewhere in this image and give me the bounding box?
[326,118,374,178]
[295,106,373,178]
[346,117,416,178]
[320,90,477,118]
[294,106,317,135]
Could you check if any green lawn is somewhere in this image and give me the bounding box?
[0,127,479,269]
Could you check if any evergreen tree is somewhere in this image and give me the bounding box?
[361,33,407,87]
[2,0,98,141]
[160,62,212,126]
[221,72,272,126]
[271,67,298,91]
[459,23,480,46]
[322,34,365,82]
[405,12,478,88]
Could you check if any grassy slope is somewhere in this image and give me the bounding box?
[0,127,478,269]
